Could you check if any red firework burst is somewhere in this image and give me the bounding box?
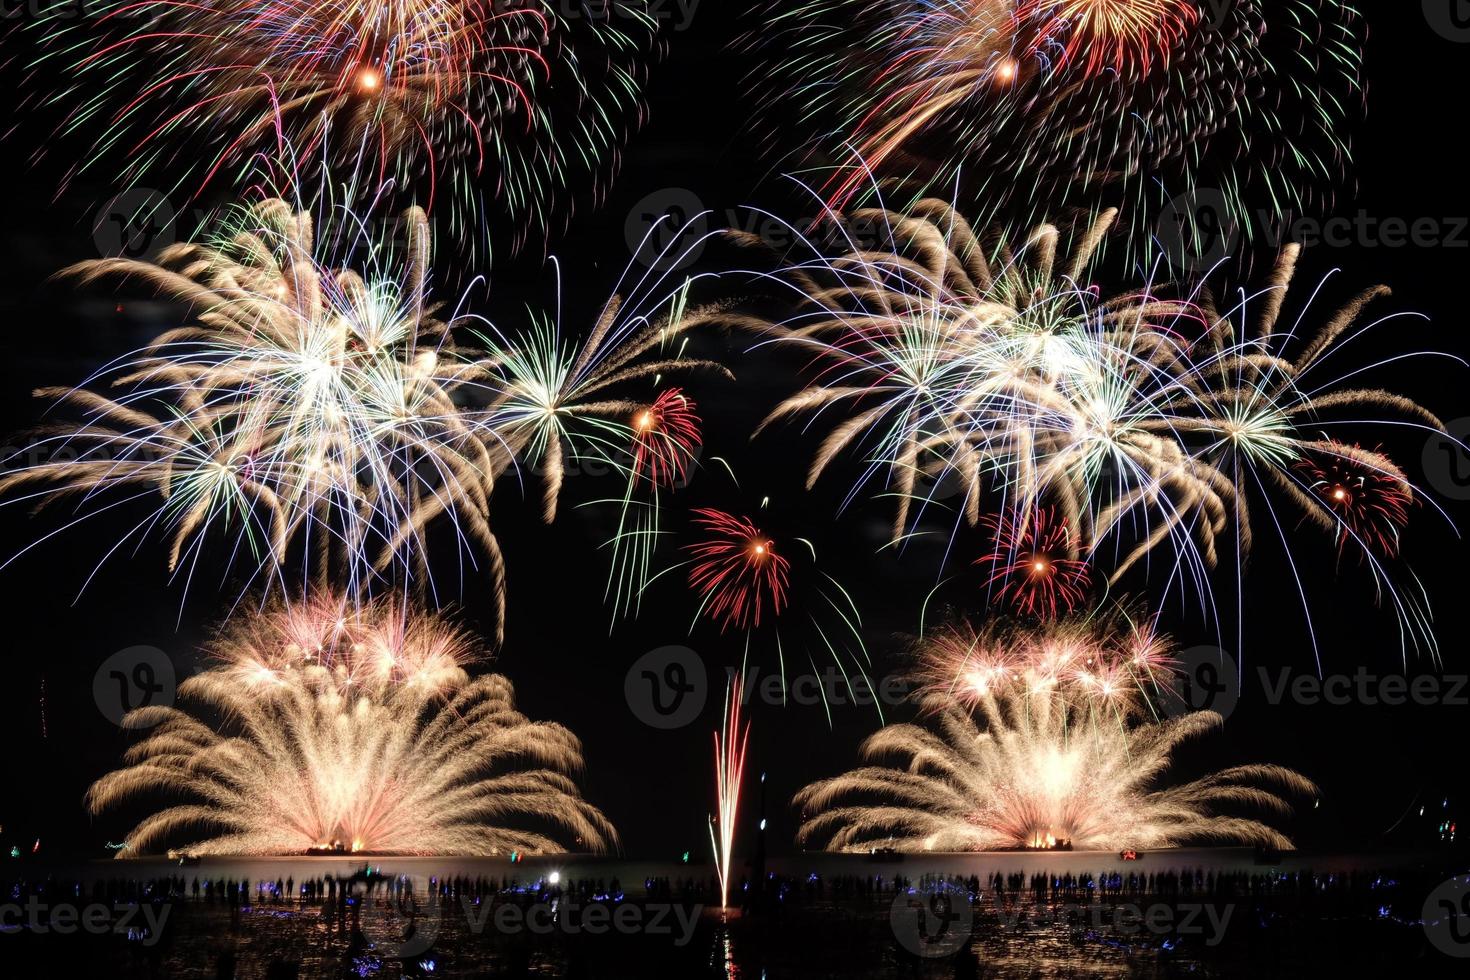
[1298,445,1412,558]
[631,388,702,489]
[977,508,1090,618]
[686,509,790,631]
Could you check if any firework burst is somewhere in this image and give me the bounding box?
[632,388,702,491]
[479,279,730,524]
[28,0,657,258]
[1296,444,1412,560]
[796,620,1316,852]
[977,507,1090,618]
[743,0,1364,258]
[89,597,618,856]
[736,200,1448,656]
[686,508,791,631]
[0,198,510,624]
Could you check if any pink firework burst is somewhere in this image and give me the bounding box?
[686,509,791,631]
[977,508,1091,618]
[631,389,702,490]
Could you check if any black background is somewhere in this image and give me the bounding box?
[0,6,1466,862]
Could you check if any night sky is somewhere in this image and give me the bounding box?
[0,8,1467,862]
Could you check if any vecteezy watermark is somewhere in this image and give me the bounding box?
[996,899,1236,947]
[1423,876,1470,957]
[1161,652,1470,716]
[92,188,179,260]
[624,189,944,272]
[0,899,171,947]
[1156,190,1470,272]
[626,648,913,729]
[1256,667,1469,708]
[1422,417,1470,502]
[460,898,701,945]
[731,666,910,711]
[1156,188,1241,273]
[890,889,973,958]
[625,645,707,729]
[624,188,710,271]
[1,0,146,20]
[93,645,176,727]
[1424,0,1470,42]
[1158,645,1240,722]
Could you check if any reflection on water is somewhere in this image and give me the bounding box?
[3,849,1466,977]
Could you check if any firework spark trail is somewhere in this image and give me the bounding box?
[89,596,619,856]
[742,0,1365,258]
[797,619,1317,852]
[709,675,749,908]
[0,197,514,628]
[727,198,1451,657]
[28,0,657,259]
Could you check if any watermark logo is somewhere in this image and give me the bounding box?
[625,645,706,729]
[1157,188,1239,274]
[93,645,175,726]
[624,188,708,272]
[360,888,441,960]
[890,889,973,958]
[1422,418,1470,501]
[1423,876,1470,957]
[93,188,176,260]
[1159,645,1239,721]
[1424,0,1470,42]
[0,899,171,946]
[460,898,700,944]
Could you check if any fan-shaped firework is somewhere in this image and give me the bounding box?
[27,0,656,257]
[740,200,1446,653]
[744,0,1364,257]
[796,619,1317,851]
[88,596,618,857]
[0,198,507,625]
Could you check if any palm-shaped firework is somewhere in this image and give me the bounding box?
[0,198,509,617]
[733,199,1447,655]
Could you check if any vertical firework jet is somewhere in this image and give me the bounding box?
[709,676,750,908]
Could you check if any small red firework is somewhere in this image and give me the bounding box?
[977,508,1090,618]
[1298,446,1412,558]
[631,388,702,489]
[686,509,791,631]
